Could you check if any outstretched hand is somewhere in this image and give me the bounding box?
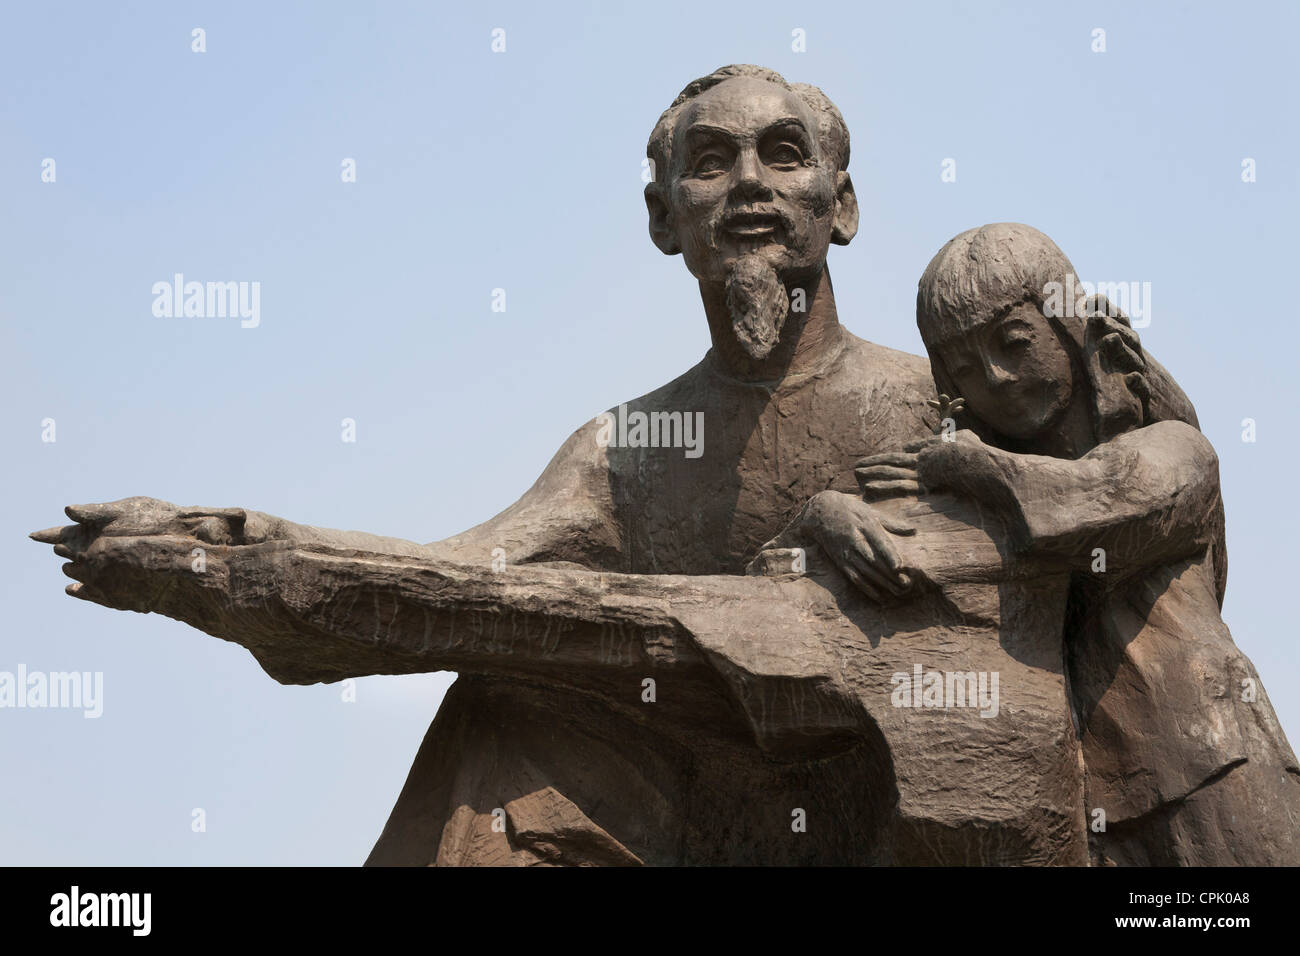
[29,497,269,611]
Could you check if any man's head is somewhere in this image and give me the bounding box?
[645,65,858,359]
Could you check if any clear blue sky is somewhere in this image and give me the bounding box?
[3,1,1296,864]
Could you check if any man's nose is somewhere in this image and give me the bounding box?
[730,148,772,201]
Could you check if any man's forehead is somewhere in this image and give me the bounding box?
[675,78,814,141]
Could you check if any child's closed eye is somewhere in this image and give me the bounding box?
[947,356,975,377]
[997,323,1033,352]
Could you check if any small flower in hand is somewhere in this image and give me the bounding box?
[927,394,966,435]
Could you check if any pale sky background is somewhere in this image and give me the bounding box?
[2,1,1296,864]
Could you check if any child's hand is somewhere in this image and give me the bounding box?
[909,430,999,498]
[855,451,920,500]
[1084,301,1151,407]
[857,431,993,501]
[855,426,983,499]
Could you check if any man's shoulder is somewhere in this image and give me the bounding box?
[552,361,711,458]
[612,357,714,412]
[836,330,934,389]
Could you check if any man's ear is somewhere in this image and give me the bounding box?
[644,183,681,255]
[830,171,859,246]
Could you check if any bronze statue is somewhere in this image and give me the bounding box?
[31,66,1300,865]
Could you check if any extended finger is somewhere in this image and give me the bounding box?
[32,523,98,561]
[1085,298,1132,327]
[65,503,118,527]
[30,524,76,544]
[64,580,119,608]
[902,436,941,453]
[853,523,902,574]
[178,507,247,522]
[848,548,908,596]
[1100,333,1144,370]
[1125,371,1151,401]
[839,563,885,604]
[860,479,922,501]
[854,465,919,482]
[65,581,111,606]
[1102,328,1143,356]
[880,515,917,538]
[1091,313,1141,350]
[855,452,918,469]
[1112,322,1141,347]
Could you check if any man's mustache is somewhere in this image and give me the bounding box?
[715,204,795,235]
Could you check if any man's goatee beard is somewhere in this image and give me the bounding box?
[724,253,790,361]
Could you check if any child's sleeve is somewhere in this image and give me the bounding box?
[917,421,1220,575]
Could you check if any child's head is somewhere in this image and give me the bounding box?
[916,222,1147,449]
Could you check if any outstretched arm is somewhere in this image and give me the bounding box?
[31,509,697,686]
[30,417,625,680]
[213,416,623,569]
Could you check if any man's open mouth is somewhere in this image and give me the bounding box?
[722,210,785,239]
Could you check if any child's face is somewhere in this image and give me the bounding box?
[931,301,1076,441]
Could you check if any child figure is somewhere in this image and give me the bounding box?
[857,222,1300,864]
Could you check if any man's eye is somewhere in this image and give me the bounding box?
[1000,333,1031,351]
[694,154,727,175]
[767,144,804,166]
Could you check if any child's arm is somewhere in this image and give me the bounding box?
[911,421,1220,575]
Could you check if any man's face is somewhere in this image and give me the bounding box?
[666,77,838,284]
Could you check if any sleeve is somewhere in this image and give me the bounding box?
[917,421,1221,576]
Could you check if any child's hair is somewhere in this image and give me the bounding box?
[916,222,1149,448]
